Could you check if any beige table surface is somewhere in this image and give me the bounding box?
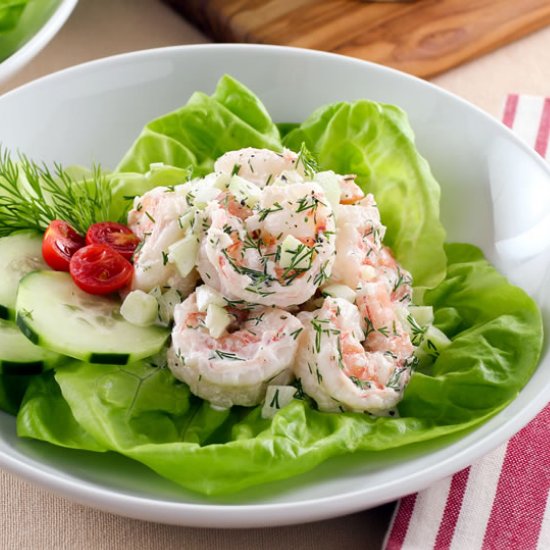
[0,1,548,548]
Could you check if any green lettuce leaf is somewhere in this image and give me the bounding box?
[0,0,27,33]
[17,244,542,495]
[116,75,282,175]
[283,101,447,288]
[399,243,543,423]
[16,372,106,452]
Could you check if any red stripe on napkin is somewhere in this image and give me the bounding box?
[482,405,550,549]
[383,94,550,550]
[385,494,417,550]
[502,93,519,128]
[534,98,550,157]
[433,468,470,550]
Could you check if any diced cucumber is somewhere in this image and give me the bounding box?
[280,235,311,270]
[403,305,435,345]
[414,325,452,368]
[205,304,231,338]
[408,305,434,327]
[194,187,220,208]
[321,284,356,303]
[195,285,225,312]
[157,288,182,325]
[0,232,48,320]
[145,286,182,326]
[177,208,198,233]
[168,234,199,277]
[228,175,261,207]
[16,271,169,365]
[314,171,341,213]
[409,305,434,327]
[261,385,297,419]
[120,290,158,327]
[0,319,60,375]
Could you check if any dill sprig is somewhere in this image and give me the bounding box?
[295,142,319,179]
[0,148,113,236]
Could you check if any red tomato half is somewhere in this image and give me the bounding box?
[86,222,140,261]
[69,244,133,295]
[42,220,86,271]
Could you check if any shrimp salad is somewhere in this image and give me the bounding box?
[2,74,542,496]
[125,147,420,415]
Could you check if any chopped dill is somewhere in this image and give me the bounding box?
[212,350,245,361]
[258,202,283,222]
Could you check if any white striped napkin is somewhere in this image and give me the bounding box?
[383,94,550,550]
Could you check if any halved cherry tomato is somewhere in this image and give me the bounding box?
[69,244,133,295]
[42,220,86,271]
[86,222,140,261]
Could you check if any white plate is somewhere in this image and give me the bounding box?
[0,45,549,528]
[0,0,78,85]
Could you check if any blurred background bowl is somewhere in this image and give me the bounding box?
[0,0,78,85]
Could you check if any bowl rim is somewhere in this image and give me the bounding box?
[0,43,549,528]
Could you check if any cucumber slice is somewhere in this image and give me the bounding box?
[16,271,169,365]
[0,232,48,320]
[0,319,60,375]
[0,374,35,416]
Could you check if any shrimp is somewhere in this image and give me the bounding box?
[132,219,199,295]
[328,194,384,289]
[127,174,225,294]
[327,194,412,303]
[214,147,305,188]
[168,288,303,408]
[197,181,337,308]
[295,297,414,414]
[355,280,414,361]
[128,185,189,241]
[338,174,365,204]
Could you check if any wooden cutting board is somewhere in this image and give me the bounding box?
[164,0,550,78]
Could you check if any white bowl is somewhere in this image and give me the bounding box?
[0,45,549,528]
[0,0,78,85]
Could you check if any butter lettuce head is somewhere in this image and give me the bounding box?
[8,76,544,496]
